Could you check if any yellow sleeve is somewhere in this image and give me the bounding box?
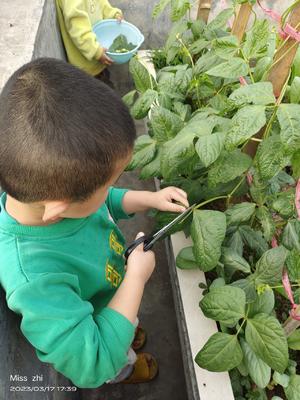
[61,0,103,61]
[100,0,123,19]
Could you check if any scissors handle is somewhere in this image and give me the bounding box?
[124,235,152,260]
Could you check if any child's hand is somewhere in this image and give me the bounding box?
[99,49,114,65]
[150,187,189,213]
[116,13,124,23]
[126,232,156,285]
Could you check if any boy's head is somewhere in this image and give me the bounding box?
[0,58,136,220]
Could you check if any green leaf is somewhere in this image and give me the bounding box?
[129,56,156,93]
[165,20,188,51]
[256,136,290,181]
[151,106,184,142]
[227,230,244,256]
[231,278,257,303]
[240,338,271,389]
[272,188,295,218]
[208,150,252,187]
[170,0,190,21]
[212,36,239,60]
[273,371,290,388]
[229,83,275,106]
[284,374,300,400]
[248,289,275,317]
[174,68,193,93]
[122,90,137,107]
[152,0,171,18]
[225,202,256,226]
[139,148,162,179]
[222,247,251,273]
[239,226,268,257]
[287,329,300,350]
[292,151,300,179]
[194,53,222,75]
[161,130,196,179]
[191,210,226,271]
[189,38,209,55]
[253,246,288,286]
[196,332,243,372]
[256,207,276,241]
[179,114,225,138]
[225,105,266,149]
[286,249,300,282]
[176,246,198,269]
[243,19,270,59]
[253,57,272,82]
[282,220,300,252]
[200,285,246,324]
[195,132,226,167]
[191,18,206,39]
[245,313,289,373]
[173,102,191,121]
[277,104,300,149]
[131,89,158,119]
[207,58,248,79]
[290,77,300,104]
[127,135,156,170]
[207,8,234,31]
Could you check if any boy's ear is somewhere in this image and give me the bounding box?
[42,201,70,222]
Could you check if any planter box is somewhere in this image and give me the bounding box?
[166,232,235,400]
[136,50,235,399]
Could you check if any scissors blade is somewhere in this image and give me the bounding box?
[144,204,195,250]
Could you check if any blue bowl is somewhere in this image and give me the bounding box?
[93,19,144,64]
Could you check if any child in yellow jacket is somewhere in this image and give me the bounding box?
[56,0,123,77]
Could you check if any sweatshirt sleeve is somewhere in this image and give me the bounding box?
[7,273,135,388]
[60,0,103,61]
[105,187,134,222]
[100,0,122,19]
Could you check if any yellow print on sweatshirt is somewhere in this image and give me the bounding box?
[105,261,122,288]
[109,231,124,255]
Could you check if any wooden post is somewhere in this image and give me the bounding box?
[244,4,300,157]
[231,3,252,42]
[267,4,300,97]
[197,0,212,23]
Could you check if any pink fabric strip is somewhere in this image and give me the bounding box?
[282,269,300,321]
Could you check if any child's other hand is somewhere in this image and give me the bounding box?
[116,13,124,23]
[151,187,189,213]
[126,232,155,285]
[99,49,114,65]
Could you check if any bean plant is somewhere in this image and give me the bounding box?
[124,1,300,398]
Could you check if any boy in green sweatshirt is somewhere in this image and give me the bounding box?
[56,0,123,77]
[0,58,189,388]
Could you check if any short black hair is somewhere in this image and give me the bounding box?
[0,58,136,202]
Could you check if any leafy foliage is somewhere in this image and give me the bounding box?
[127,3,300,399]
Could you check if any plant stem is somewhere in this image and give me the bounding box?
[250,137,262,142]
[193,195,228,211]
[270,283,300,289]
[236,317,247,336]
[240,48,254,83]
[226,176,246,207]
[176,34,194,68]
[263,70,290,139]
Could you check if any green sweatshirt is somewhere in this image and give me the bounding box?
[56,0,122,76]
[0,187,135,388]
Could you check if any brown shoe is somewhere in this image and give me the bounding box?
[121,353,158,384]
[132,325,147,351]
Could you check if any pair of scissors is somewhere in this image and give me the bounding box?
[124,204,195,260]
